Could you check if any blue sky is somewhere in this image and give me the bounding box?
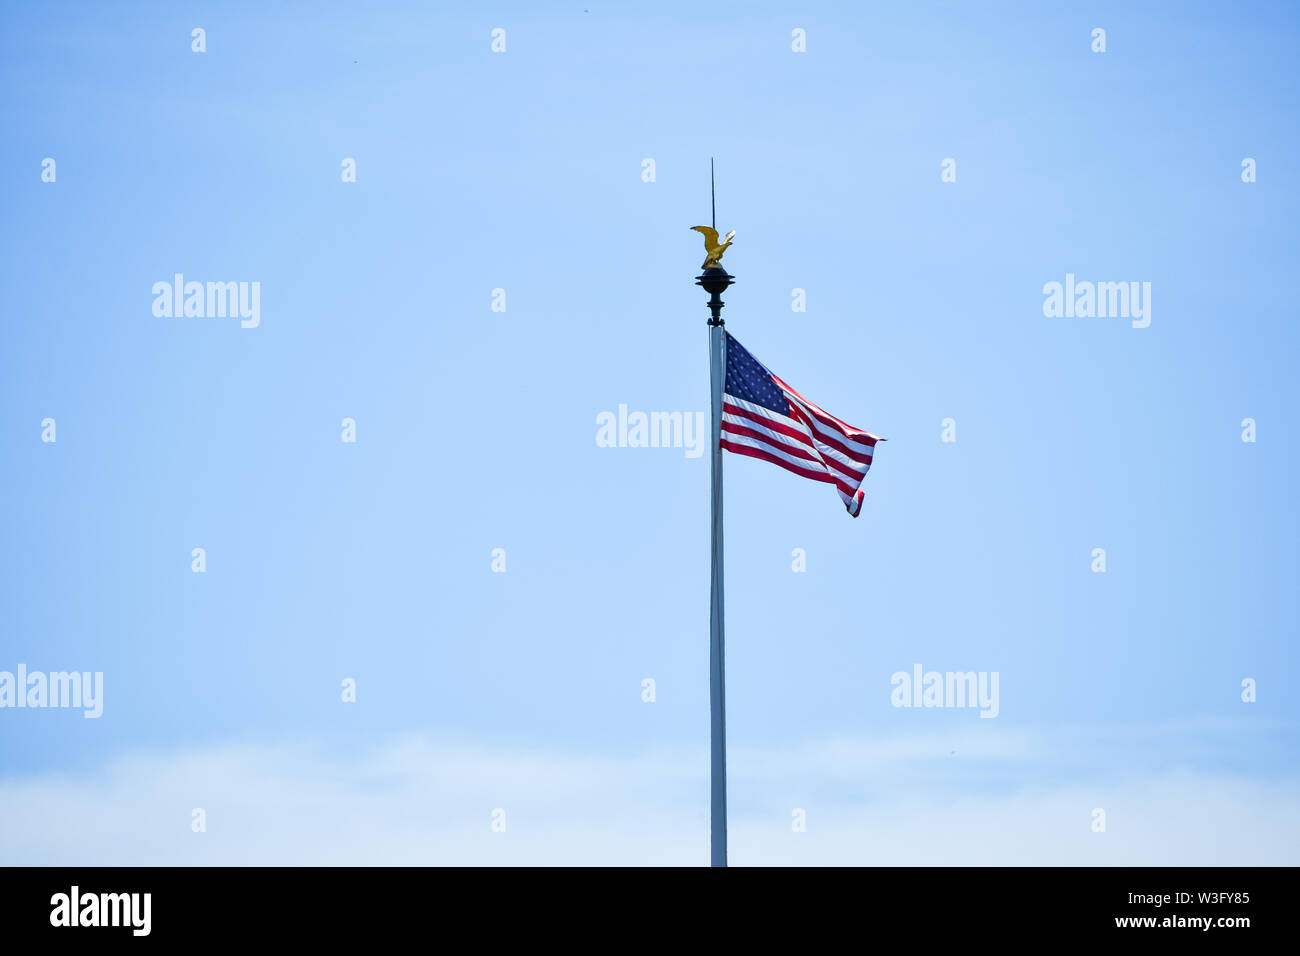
[1,0,1297,864]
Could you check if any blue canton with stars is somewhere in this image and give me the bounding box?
[724,332,791,415]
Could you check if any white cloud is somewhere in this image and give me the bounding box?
[0,730,1295,865]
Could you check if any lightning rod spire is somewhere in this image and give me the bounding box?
[711,158,716,230]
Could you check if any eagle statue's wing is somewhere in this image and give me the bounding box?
[691,225,720,250]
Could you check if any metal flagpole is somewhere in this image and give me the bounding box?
[708,289,727,868]
[695,159,733,867]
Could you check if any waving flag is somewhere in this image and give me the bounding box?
[720,332,884,516]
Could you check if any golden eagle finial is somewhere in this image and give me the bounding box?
[691,225,735,269]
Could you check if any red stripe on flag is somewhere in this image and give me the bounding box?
[720,421,820,464]
[719,437,863,499]
[722,401,818,450]
[775,375,881,445]
[720,439,836,486]
[724,399,868,480]
[782,401,872,466]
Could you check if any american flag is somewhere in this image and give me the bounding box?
[720,332,884,516]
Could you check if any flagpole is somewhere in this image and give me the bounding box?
[696,163,733,866]
[708,302,727,868]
